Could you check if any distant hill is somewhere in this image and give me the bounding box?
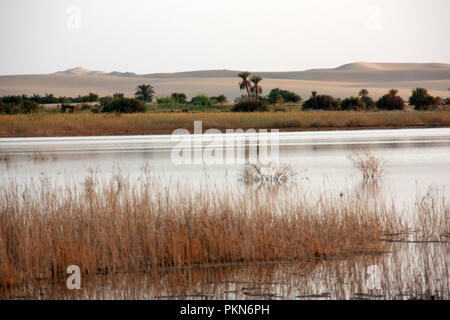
[54,62,450,82]
[55,67,137,78]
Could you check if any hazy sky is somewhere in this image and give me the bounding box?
[0,0,449,75]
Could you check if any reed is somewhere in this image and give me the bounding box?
[349,150,387,182]
[0,171,390,288]
[0,170,447,296]
[0,111,449,137]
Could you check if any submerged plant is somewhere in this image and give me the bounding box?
[0,151,13,169]
[240,162,300,185]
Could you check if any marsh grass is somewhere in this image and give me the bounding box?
[0,169,402,290]
[349,150,387,183]
[0,111,449,137]
[0,168,447,296]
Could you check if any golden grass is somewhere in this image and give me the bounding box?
[0,171,390,289]
[0,110,449,137]
[1,168,448,293]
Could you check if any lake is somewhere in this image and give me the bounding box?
[1,128,449,203]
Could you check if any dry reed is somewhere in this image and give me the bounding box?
[349,150,387,182]
[0,111,449,137]
[0,169,447,298]
[0,169,393,289]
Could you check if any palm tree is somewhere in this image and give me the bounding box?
[135,84,155,102]
[250,76,263,102]
[238,72,252,102]
[389,89,399,96]
[359,89,369,98]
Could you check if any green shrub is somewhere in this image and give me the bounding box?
[267,88,301,104]
[232,101,269,112]
[101,97,145,113]
[341,96,366,111]
[190,94,211,106]
[157,96,177,106]
[0,98,42,114]
[303,92,339,110]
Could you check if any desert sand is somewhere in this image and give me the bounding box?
[0,62,449,100]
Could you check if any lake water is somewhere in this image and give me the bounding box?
[1,128,449,204]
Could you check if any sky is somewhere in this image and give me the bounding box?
[0,0,449,75]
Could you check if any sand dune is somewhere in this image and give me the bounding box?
[1,62,449,100]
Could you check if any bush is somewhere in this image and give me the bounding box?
[409,88,440,110]
[190,94,211,106]
[341,96,366,111]
[303,92,339,110]
[361,96,375,110]
[377,89,405,110]
[0,102,21,114]
[267,88,301,104]
[171,93,187,104]
[217,94,228,103]
[0,97,42,114]
[157,96,177,106]
[101,97,145,113]
[21,100,42,113]
[232,101,269,112]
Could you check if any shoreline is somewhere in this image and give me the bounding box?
[0,123,449,138]
[1,110,449,138]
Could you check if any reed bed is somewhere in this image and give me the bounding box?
[0,170,393,289]
[1,110,449,137]
[0,170,448,297]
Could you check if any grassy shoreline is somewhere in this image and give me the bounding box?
[1,110,449,137]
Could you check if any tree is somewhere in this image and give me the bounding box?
[359,89,369,99]
[358,89,375,110]
[171,93,187,104]
[102,97,145,113]
[376,89,405,110]
[409,88,440,110]
[267,88,301,104]
[113,93,125,98]
[238,72,252,102]
[135,84,155,102]
[250,76,263,102]
[303,92,339,110]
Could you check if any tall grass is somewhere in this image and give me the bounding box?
[1,169,447,292]
[0,111,449,137]
[0,169,400,289]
